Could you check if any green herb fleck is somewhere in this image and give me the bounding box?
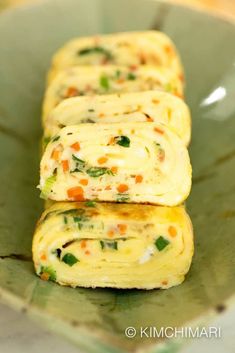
[127,72,136,80]
[155,236,170,251]
[72,155,86,165]
[52,135,60,142]
[62,253,79,266]
[78,46,112,60]
[100,240,118,250]
[64,216,68,224]
[116,194,130,202]
[86,167,113,177]
[59,208,84,216]
[43,136,51,147]
[115,69,121,78]
[88,108,95,112]
[165,83,173,93]
[40,266,56,281]
[40,175,56,199]
[115,135,130,147]
[85,201,96,207]
[100,75,110,90]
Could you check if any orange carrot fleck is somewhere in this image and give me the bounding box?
[168,226,177,237]
[164,45,174,55]
[135,175,143,183]
[117,184,129,193]
[62,160,69,172]
[40,254,46,261]
[65,86,79,98]
[85,250,90,255]
[117,224,127,234]
[107,230,114,238]
[154,127,164,134]
[146,116,154,122]
[51,149,61,160]
[111,166,118,174]
[80,240,87,248]
[79,179,88,186]
[99,113,105,118]
[105,185,112,190]
[152,99,160,104]
[40,272,50,281]
[98,156,108,164]
[108,137,115,145]
[162,280,168,286]
[67,186,85,201]
[70,142,80,151]
[117,78,125,84]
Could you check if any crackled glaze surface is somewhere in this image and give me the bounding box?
[0,0,235,352]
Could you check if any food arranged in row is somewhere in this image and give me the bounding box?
[40,122,191,205]
[33,202,193,289]
[43,90,191,146]
[33,30,194,290]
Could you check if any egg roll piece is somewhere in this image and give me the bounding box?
[44,91,191,146]
[32,202,194,289]
[43,65,183,120]
[40,122,192,206]
[48,31,183,82]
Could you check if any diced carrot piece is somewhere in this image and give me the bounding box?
[168,226,177,237]
[67,186,84,201]
[85,250,90,255]
[108,137,115,145]
[135,175,143,183]
[117,78,125,84]
[107,230,114,238]
[80,240,87,248]
[111,166,118,174]
[79,179,88,186]
[152,99,160,104]
[65,87,79,98]
[154,127,164,134]
[98,156,108,164]
[164,45,174,55]
[70,142,80,151]
[99,113,105,118]
[51,149,61,160]
[117,224,127,234]
[162,280,168,285]
[40,254,47,261]
[62,160,69,172]
[117,184,129,193]
[105,185,112,190]
[146,116,154,122]
[40,272,50,281]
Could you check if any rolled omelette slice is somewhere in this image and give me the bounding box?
[39,122,192,206]
[43,65,183,120]
[48,31,183,82]
[32,202,194,289]
[43,91,191,146]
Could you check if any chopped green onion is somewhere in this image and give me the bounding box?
[72,155,86,165]
[64,216,68,224]
[115,135,130,147]
[127,72,137,80]
[40,266,56,281]
[62,253,79,266]
[86,167,113,177]
[116,194,130,202]
[85,201,96,207]
[100,75,110,90]
[52,135,60,142]
[155,236,170,251]
[77,46,112,60]
[100,240,118,250]
[40,175,56,199]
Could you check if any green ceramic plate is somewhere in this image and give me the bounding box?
[0,0,235,352]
